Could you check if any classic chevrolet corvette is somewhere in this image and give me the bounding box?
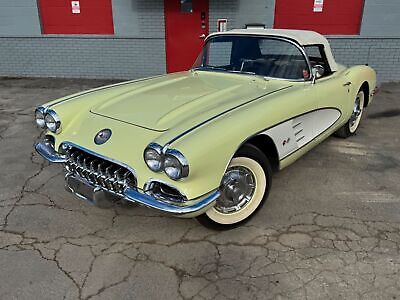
[34,29,377,229]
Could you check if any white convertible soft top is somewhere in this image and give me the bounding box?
[207,28,338,72]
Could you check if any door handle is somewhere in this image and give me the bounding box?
[343,82,352,87]
[199,34,206,39]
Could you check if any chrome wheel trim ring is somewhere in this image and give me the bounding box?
[349,91,365,133]
[206,157,267,225]
[215,166,256,213]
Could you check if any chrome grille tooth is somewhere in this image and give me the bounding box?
[70,151,79,162]
[97,161,106,173]
[76,164,84,179]
[104,166,114,190]
[115,169,126,193]
[112,181,120,193]
[93,171,101,187]
[115,168,124,183]
[99,175,107,188]
[95,167,103,187]
[82,157,92,181]
[96,162,106,188]
[89,159,100,185]
[105,165,112,176]
[99,175,107,189]
[113,168,123,191]
[76,153,84,163]
[83,156,92,170]
[89,159,98,172]
[123,171,130,189]
[74,151,83,177]
[123,170,130,180]
[105,178,114,191]
[117,169,127,193]
[76,154,85,174]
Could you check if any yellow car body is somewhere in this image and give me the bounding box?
[35,29,377,221]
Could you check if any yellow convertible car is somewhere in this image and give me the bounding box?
[35,29,377,229]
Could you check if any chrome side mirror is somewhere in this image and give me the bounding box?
[312,65,325,84]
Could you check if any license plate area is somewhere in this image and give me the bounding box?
[65,175,120,208]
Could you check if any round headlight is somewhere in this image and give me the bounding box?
[164,155,183,180]
[144,143,163,172]
[163,149,189,180]
[35,107,46,128]
[44,109,61,133]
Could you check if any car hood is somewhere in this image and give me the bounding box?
[89,71,292,132]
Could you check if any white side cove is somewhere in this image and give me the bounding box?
[260,108,341,160]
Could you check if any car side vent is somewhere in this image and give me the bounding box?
[293,121,305,143]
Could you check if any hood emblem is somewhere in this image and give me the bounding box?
[94,129,112,145]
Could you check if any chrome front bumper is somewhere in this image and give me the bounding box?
[35,139,67,163]
[35,140,220,217]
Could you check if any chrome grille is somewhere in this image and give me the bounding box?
[63,146,136,194]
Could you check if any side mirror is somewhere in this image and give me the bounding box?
[312,65,325,84]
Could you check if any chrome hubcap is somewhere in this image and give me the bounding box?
[215,166,256,213]
[349,96,362,129]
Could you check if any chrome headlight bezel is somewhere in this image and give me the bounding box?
[144,143,164,172]
[144,143,189,180]
[35,106,46,129]
[164,149,189,180]
[44,109,62,134]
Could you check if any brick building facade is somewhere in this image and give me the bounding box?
[0,0,399,82]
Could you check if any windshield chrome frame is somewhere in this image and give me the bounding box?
[192,34,313,83]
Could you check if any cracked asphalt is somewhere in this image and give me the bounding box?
[0,78,400,300]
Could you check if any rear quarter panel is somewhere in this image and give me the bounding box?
[279,64,377,169]
[345,65,377,106]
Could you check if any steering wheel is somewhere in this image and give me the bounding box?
[239,59,256,72]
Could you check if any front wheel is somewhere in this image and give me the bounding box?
[196,144,272,230]
[335,89,365,138]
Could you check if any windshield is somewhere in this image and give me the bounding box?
[193,35,310,80]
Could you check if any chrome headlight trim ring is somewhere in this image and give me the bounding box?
[164,148,189,180]
[35,106,47,129]
[144,143,164,172]
[44,109,62,134]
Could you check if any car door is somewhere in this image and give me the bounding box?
[257,39,321,160]
[305,45,350,137]
[259,42,351,166]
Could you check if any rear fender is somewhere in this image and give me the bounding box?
[344,65,377,107]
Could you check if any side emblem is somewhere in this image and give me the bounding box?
[94,129,112,145]
[282,137,291,146]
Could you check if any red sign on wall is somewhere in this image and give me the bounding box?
[39,0,114,34]
[274,0,364,35]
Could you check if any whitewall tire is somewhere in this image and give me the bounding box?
[335,89,365,138]
[196,144,272,230]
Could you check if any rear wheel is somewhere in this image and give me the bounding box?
[196,144,272,230]
[335,89,365,138]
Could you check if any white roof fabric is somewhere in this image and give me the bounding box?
[207,29,338,72]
